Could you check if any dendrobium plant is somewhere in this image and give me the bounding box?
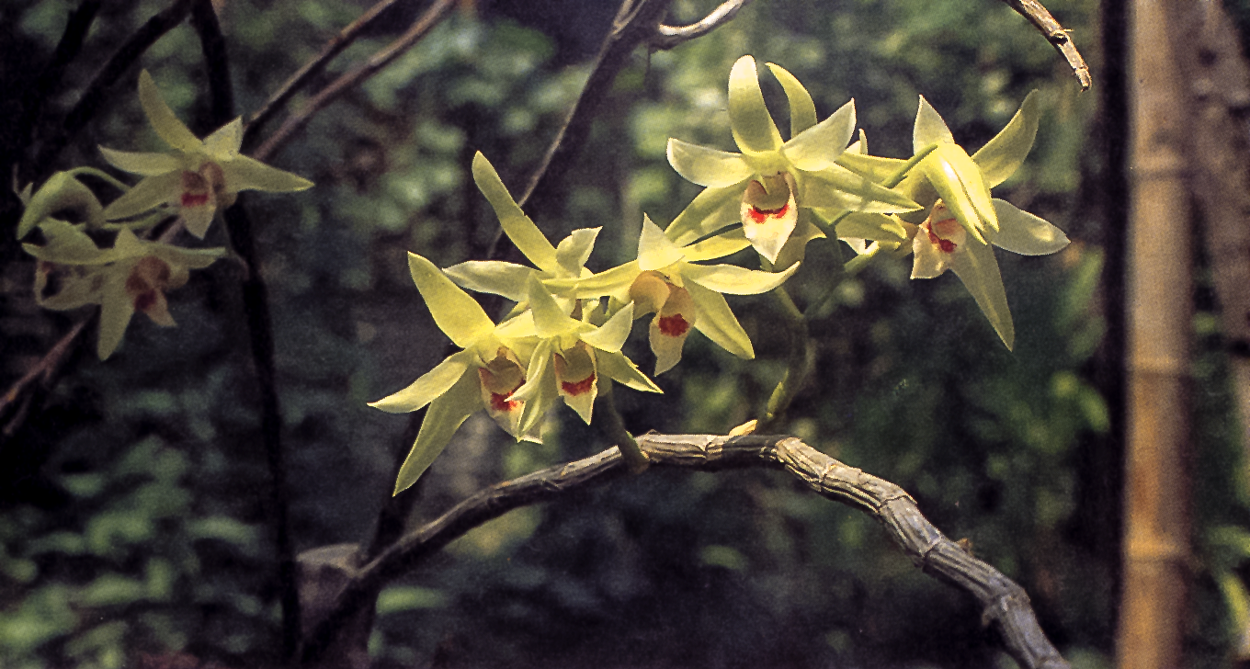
[837,91,1069,349]
[0,53,1064,494]
[369,253,543,493]
[554,216,798,375]
[665,55,919,267]
[15,72,313,361]
[443,153,599,306]
[23,223,225,359]
[100,71,312,238]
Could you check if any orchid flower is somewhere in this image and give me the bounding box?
[665,56,918,266]
[841,92,1070,349]
[552,215,798,375]
[100,71,313,238]
[508,277,661,433]
[16,169,109,239]
[24,224,225,359]
[369,252,546,494]
[443,152,598,306]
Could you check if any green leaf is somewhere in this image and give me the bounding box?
[407,253,495,348]
[394,370,482,494]
[728,56,783,154]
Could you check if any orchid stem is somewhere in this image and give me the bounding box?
[596,381,649,473]
[761,286,812,431]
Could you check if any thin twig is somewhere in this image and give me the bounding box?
[244,0,419,149]
[302,433,1071,669]
[251,0,457,162]
[515,0,674,213]
[15,0,102,174]
[189,0,302,661]
[998,0,1092,90]
[35,0,195,174]
[651,0,756,50]
[0,319,90,441]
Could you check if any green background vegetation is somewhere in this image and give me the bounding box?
[1,0,1243,667]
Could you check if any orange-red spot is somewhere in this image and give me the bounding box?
[747,202,789,225]
[181,192,210,208]
[657,314,690,337]
[489,392,520,413]
[927,228,957,254]
[561,374,595,396]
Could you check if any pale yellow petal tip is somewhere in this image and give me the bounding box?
[728,420,757,437]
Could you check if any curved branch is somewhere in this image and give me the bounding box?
[997,0,1092,90]
[250,0,456,162]
[244,0,420,149]
[651,0,756,50]
[303,434,1071,669]
[34,0,195,173]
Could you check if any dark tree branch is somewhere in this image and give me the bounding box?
[515,0,674,213]
[14,0,102,174]
[302,434,1071,669]
[0,319,90,442]
[244,0,423,149]
[189,1,301,661]
[651,0,755,50]
[250,0,457,162]
[997,0,1091,90]
[34,0,195,174]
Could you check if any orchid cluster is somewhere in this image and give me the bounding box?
[371,56,1069,493]
[15,71,312,359]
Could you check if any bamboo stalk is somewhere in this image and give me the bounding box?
[1117,0,1193,666]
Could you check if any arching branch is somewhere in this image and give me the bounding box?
[302,434,1071,669]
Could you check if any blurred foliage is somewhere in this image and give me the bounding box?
[0,0,1246,667]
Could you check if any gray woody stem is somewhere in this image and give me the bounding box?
[302,433,1071,669]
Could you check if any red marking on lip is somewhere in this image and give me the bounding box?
[181,192,210,208]
[927,227,957,254]
[489,392,520,412]
[561,374,595,396]
[658,314,690,337]
[747,202,789,224]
